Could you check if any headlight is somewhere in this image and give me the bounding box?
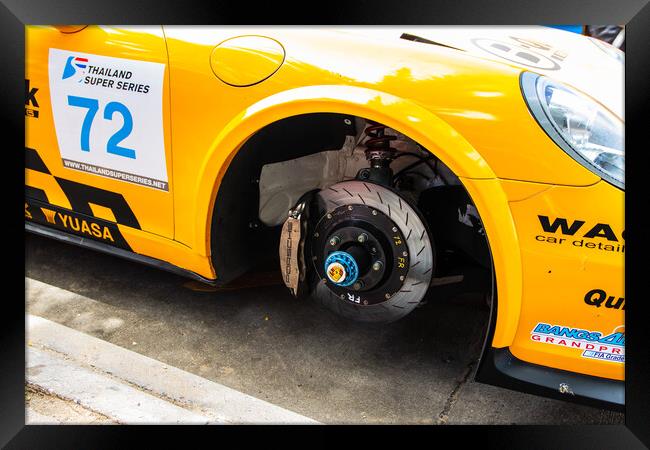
[520,72,624,189]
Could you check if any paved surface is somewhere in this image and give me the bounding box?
[26,384,115,425]
[25,233,624,424]
[27,313,317,424]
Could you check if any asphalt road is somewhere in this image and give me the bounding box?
[25,233,624,424]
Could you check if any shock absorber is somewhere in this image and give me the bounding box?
[360,121,398,185]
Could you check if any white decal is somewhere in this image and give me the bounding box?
[48,49,168,191]
[347,293,361,304]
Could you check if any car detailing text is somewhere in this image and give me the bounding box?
[535,215,624,253]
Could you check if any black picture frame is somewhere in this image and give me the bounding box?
[3,0,649,447]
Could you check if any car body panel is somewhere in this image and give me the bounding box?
[507,181,624,380]
[26,25,175,239]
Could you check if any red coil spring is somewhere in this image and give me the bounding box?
[365,121,397,150]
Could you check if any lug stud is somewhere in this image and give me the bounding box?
[372,261,383,271]
[357,233,368,243]
[372,210,378,216]
[353,282,362,291]
[329,236,341,246]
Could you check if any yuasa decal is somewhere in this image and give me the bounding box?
[25,79,39,118]
[531,323,625,363]
[584,289,625,310]
[25,197,132,250]
[535,215,625,254]
[48,49,168,191]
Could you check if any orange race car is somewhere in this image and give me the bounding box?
[25,26,624,409]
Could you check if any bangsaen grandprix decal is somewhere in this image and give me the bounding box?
[531,323,625,363]
[48,49,168,191]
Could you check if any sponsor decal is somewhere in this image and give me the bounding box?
[40,207,115,242]
[48,49,168,191]
[25,196,132,250]
[584,289,625,310]
[531,322,625,363]
[535,215,625,254]
[25,79,39,118]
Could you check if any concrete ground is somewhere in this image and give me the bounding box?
[26,384,115,425]
[25,233,624,424]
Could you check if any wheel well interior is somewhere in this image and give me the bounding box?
[210,112,493,295]
[210,113,357,284]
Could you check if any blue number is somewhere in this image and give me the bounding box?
[104,102,136,159]
[66,96,136,159]
[67,95,99,152]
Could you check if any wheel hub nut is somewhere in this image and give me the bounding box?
[372,261,383,271]
[357,233,368,243]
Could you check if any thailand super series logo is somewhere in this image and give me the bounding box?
[62,56,89,80]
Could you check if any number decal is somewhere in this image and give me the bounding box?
[67,96,136,159]
[104,101,135,159]
[67,95,99,152]
[50,49,167,190]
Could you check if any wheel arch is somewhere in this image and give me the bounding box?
[194,84,521,346]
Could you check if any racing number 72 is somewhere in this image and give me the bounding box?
[67,95,136,159]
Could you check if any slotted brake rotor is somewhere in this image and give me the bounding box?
[309,181,434,323]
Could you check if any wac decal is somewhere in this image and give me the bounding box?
[535,215,625,254]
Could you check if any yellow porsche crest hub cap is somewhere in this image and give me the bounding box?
[326,262,346,283]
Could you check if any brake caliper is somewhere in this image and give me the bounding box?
[279,191,317,298]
